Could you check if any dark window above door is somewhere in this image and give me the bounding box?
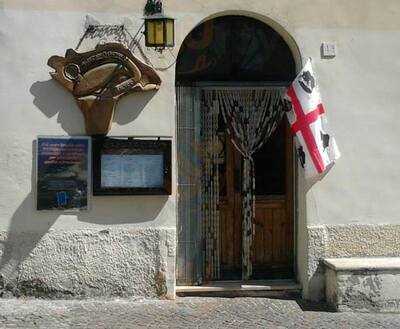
[176,15,296,84]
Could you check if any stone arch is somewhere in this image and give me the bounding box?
[176,11,302,85]
[175,12,301,285]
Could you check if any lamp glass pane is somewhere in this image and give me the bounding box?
[146,21,155,45]
[166,20,174,46]
[155,20,164,45]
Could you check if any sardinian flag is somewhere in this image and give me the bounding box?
[286,59,340,179]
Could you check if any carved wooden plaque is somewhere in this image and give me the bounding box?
[48,43,162,135]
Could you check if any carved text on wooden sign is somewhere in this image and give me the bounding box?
[48,43,162,135]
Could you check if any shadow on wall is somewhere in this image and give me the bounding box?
[0,141,59,284]
[30,22,160,136]
[29,80,167,225]
[295,157,328,303]
[30,79,157,135]
[30,80,85,135]
[114,89,158,126]
[0,140,169,288]
[76,195,170,226]
[0,194,59,285]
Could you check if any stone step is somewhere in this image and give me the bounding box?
[324,257,400,313]
[176,280,301,298]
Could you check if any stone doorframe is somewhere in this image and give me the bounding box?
[174,11,310,295]
[176,83,302,286]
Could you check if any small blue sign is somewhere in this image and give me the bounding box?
[56,191,69,207]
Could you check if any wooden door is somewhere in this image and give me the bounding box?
[219,136,243,280]
[252,120,294,279]
[218,119,294,280]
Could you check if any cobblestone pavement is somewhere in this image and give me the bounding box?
[1,297,400,329]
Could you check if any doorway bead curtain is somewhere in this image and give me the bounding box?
[203,89,285,280]
[201,95,221,280]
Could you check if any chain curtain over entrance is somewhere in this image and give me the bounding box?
[204,89,286,280]
[201,96,221,280]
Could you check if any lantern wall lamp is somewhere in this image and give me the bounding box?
[143,0,175,52]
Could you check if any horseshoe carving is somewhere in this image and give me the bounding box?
[48,43,162,135]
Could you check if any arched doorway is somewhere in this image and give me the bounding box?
[176,15,298,285]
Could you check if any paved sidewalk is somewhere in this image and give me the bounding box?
[1,297,400,328]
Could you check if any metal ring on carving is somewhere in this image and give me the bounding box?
[64,64,81,81]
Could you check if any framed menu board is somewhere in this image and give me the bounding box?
[36,136,91,211]
[92,137,171,195]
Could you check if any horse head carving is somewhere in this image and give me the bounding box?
[48,43,162,135]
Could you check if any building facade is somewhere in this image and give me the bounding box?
[0,0,399,304]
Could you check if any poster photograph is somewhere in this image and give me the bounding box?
[36,136,91,211]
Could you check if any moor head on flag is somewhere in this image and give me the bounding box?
[298,71,315,94]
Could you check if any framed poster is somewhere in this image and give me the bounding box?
[36,136,91,211]
[92,137,171,195]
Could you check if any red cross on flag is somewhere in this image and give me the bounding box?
[286,59,340,179]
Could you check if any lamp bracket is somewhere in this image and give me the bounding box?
[74,17,175,71]
[144,0,163,16]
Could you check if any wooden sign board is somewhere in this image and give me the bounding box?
[36,136,91,211]
[47,43,162,136]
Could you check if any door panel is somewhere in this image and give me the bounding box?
[219,136,242,280]
[219,119,294,281]
[252,200,293,279]
[252,121,294,280]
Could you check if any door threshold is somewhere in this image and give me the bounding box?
[176,279,301,297]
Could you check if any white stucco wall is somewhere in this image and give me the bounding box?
[0,0,399,299]
[0,8,177,233]
[1,0,399,229]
